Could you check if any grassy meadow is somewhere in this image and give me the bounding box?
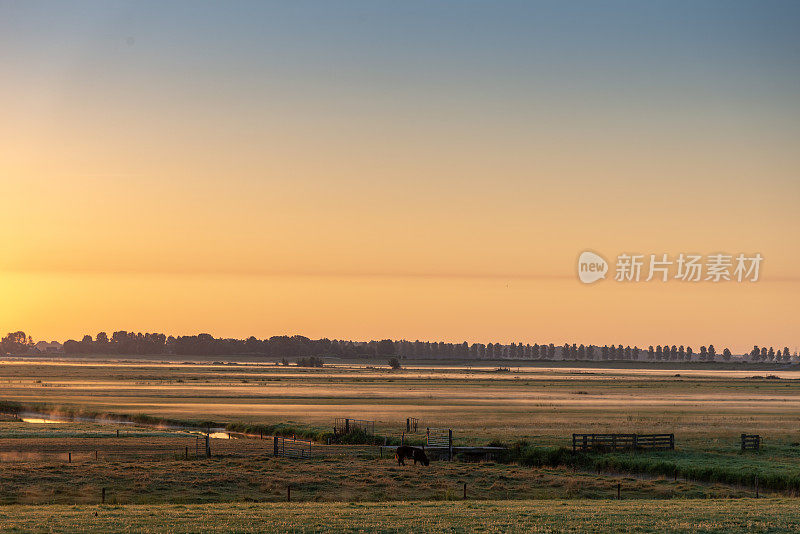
[1,357,800,530]
[1,359,800,444]
[1,499,800,533]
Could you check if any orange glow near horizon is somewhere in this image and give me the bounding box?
[1,3,798,353]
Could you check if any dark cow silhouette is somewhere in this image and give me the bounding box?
[395,445,429,466]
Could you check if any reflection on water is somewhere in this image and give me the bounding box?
[21,417,69,424]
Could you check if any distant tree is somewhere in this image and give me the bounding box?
[1,331,30,354]
[783,347,791,362]
[750,345,760,361]
[700,346,707,361]
[96,332,109,344]
[648,346,654,360]
[297,356,324,367]
[388,358,401,370]
[722,348,732,361]
[708,345,716,361]
[686,346,693,360]
[768,347,775,361]
[761,347,768,361]
[679,345,685,360]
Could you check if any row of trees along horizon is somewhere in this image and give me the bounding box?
[0,331,795,363]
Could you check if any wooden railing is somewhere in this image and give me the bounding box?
[572,433,674,452]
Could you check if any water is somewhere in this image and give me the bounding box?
[19,412,235,438]
[21,417,70,424]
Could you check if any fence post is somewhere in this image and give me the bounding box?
[463,482,467,499]
[205,434,211,457]
[185,446,188,460]
[755,475,759,498]
[572,434,576,452]
[448,429,453,461]
[274,436,279,456]
[741,433,746,451]
[95,450,98,461]
[68,452,71,463]
[345,419,350,433]
[260,430,263,440]
[287,485,291,502]
[407,418,411,432]
[617,482,621,500]
[101,487,105,504]
[401,432,405,445]
[426,428,430,447]
[669,434,674,450]
[116,429,119,438]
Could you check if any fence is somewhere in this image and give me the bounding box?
[406,418,419,433]
[572,433,675,452]
[426,427,453,460]
[273,436,313,458]
[0,432,268,462]
[333,418,375,436]
[741,434,761,451]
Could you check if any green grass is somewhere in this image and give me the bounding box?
[504,443,800,493]
[0,499,799,533]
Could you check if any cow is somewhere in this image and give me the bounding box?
[395,445,430,466]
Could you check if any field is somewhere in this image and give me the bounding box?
[2,359,800,444]
[1,357,800,531]
[2,499,800,533]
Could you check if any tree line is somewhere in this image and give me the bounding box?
[0,330,795,364]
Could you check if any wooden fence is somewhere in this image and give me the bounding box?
[333,418,374,436]
[426,427,453,460]
[406,418,419,433]
[273,436,313,458]
[572,433,674,452]
[741,434,761,451]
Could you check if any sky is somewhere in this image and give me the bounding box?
[1,1,798,352]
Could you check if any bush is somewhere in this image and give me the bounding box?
[296,356,324,367]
